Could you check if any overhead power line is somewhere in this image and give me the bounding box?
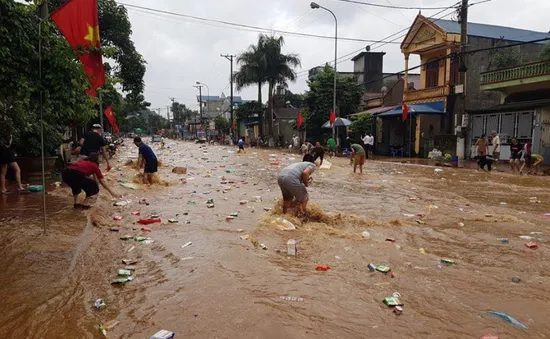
[120,2,402,44]
[329,0,493,10]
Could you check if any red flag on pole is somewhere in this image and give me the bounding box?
[51,0,105,97]
[297,111,304,128]
[103,106,119,133]
[402,103,410,121]
[329,110,336,125]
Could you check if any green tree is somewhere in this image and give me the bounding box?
[304,65,362,138]
[0,0,96,156]
[541,44,550,61]
[235,101,262,121]
[490,47,521,70]
[350,114,374,137]
[234,35,268,136]
[284,90,305,108]
[263,35,300,144]
[214,115,230,132]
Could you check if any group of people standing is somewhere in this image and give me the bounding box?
[475,130,544,174]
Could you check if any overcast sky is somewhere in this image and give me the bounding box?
[120,0,550,116]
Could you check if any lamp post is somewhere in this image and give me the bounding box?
[195,82,210,116]
[310,2,337,141]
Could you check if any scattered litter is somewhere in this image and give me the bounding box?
[415,219,425,225]
[138,218,161,225]
[393,305,403,315]
[239,200,248,205]
[525,242,538,249]
[512,276,521,283]
[182,241,192,248]
[385,238,395,242]
[441,259,455,266]
[110,227,119,232]
[315,264,331,271]
[28,185,44,192]
[132,211,141,216]
[94,298,106,310]
[383,297,403,307]
[457,222,465,227]
[287,239,297,256]
[118,269,132,277]
[434,168,444,173]
[113,216,123,221]
[487,311,528,329]
[280,296,304,302]
[121,183,138,190]
[273,217,296,230]
[530,232,543,235]
[419,248,426,254]
[519,235,533,240]
[114,200,129,207]
[368,264,376,272]
[260,243,268,250]
[500,201,507,205]
[362,231,371,239]
[149,329,176,339]
[263,207,272,211]
[376,265,391,273]
[99,320,120,337]
[181,257,194,261]
[141,227,152,232]
[252,196,262,202]
[122,259,137,265]
[402,213,415,218]
[480,335,499,339]
[111,277,133,285]
[127,246,135,252]
[120,235,133,240]
[497,238,509,244]
[168,218,179,223]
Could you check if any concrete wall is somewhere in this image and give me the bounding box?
[465,37,546,111]
[535,106,550,165]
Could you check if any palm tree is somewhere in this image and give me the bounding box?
[263,36,300,144]
[234,35,268,136]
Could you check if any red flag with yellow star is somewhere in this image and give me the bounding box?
[104,106,119,134]
[51,0,105,97]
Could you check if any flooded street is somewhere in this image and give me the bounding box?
[1,140,549,339]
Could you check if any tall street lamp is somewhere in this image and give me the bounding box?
[310,2,337,141]
[195,81,210,117]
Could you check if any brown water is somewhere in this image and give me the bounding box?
[1,141,549,339]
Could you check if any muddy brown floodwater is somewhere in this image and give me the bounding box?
[0,140,549,339]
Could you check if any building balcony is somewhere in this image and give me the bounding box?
[404,85,450,103]
[480,60,550,91]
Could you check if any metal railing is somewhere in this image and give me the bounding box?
[480,60,550,85]
[404,85,449,101]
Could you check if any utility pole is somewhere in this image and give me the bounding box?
[167,105,171,130]
[456,0,468,159]
[221,54,236,139]
[193,84,203,138]
[169,97,175,127]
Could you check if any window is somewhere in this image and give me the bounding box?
[449,58,459,86]
[425,59,439,88]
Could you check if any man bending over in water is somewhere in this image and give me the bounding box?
[277,154,316,214]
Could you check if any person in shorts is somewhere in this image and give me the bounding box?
[238,138,246,154]
[277,154,316,214]
[79,124,111,169]
[0,134,26,194]
[509,138,523,173]
[311,142,325,166]
[490,130,501,170]
[350,143,366,174]
[521,153,544,175]
[61,153,120,208]
[327,137,336,157]
[134,137,158,184]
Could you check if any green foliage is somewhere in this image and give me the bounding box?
[171,101,196,125]
[284,90,305,108]
[0,0,95,156]
[304,65,363,138]
[350,114,374,137]
[236,101,262,120]
[235,34,300,139]
[491,48,521,70]
[541,44,550,61]
[214,115,230,132]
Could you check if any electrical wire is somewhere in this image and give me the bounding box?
[120,2,403,44]
[328,0,457,10]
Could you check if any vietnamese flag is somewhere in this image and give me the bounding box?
[104,106,120,134]
[329,110,336,125]
[402,103,410,121]
[297,111,304,128]
[51,0,105,97]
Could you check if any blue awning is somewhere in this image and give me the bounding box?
[377,102,445,117]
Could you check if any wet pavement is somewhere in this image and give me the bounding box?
[0,140,549,339]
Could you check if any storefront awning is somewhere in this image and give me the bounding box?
[377,103,445,117]
[349,105,398,117]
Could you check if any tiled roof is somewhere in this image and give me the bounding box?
[431,18,550,43]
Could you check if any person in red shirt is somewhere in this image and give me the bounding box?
[61,153,120,209]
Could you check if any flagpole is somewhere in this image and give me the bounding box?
[99,89,104,128]
[38,13,47,235]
